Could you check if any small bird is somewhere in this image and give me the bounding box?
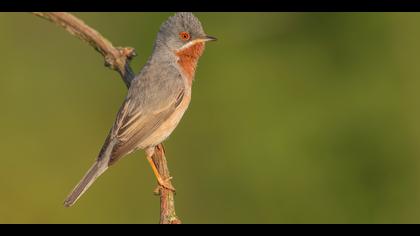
[64,12,216,207]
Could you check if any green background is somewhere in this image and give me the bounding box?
[0,12,420,223]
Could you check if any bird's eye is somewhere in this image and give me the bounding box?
[179,31,190,41]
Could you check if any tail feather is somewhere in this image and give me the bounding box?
[63,159,109,207]
[64,132,117,207]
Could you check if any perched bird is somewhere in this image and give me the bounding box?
[64,12,216,207]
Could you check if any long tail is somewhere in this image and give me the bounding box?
[64,137,116,207]
[63,159,109,207]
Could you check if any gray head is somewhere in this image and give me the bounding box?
[155,12,216,52]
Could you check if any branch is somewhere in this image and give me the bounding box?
[153,145,182,224]
[33,12,136,88]
[33,12,181,224]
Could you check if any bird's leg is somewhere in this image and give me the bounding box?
[146,154,176,192]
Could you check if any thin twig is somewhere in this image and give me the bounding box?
[33,12,181,224]
[33,12,136,88]
[154,145,182,224]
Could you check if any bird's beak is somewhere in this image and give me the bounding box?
[177,35,217,51]
[202,35,217,42]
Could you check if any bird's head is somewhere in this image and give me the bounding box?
[154,12,216,81]
[155,12,216,56]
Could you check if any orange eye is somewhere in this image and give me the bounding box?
[179,31,190,41]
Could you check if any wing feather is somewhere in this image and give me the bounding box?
[107,67,186,165]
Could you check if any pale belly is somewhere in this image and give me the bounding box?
[139,94,191,148]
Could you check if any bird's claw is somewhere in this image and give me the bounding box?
[153,177,176,194]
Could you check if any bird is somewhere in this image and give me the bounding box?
[64,12,216,207]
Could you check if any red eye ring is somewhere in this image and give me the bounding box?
[179,31,190,41]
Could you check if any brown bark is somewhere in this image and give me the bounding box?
[33,12,180,224]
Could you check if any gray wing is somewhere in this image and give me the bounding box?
[106,66,185,165]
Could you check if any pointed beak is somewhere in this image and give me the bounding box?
[202,35,217,42]
[177,35,217,51]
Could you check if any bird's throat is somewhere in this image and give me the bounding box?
[176,42,205,85]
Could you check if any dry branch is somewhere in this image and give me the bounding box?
[33,12,180,224]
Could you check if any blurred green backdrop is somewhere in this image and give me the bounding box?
[0,12,419,223]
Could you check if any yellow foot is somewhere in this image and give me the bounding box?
[153,177,176,195]
[158,176,176,191]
